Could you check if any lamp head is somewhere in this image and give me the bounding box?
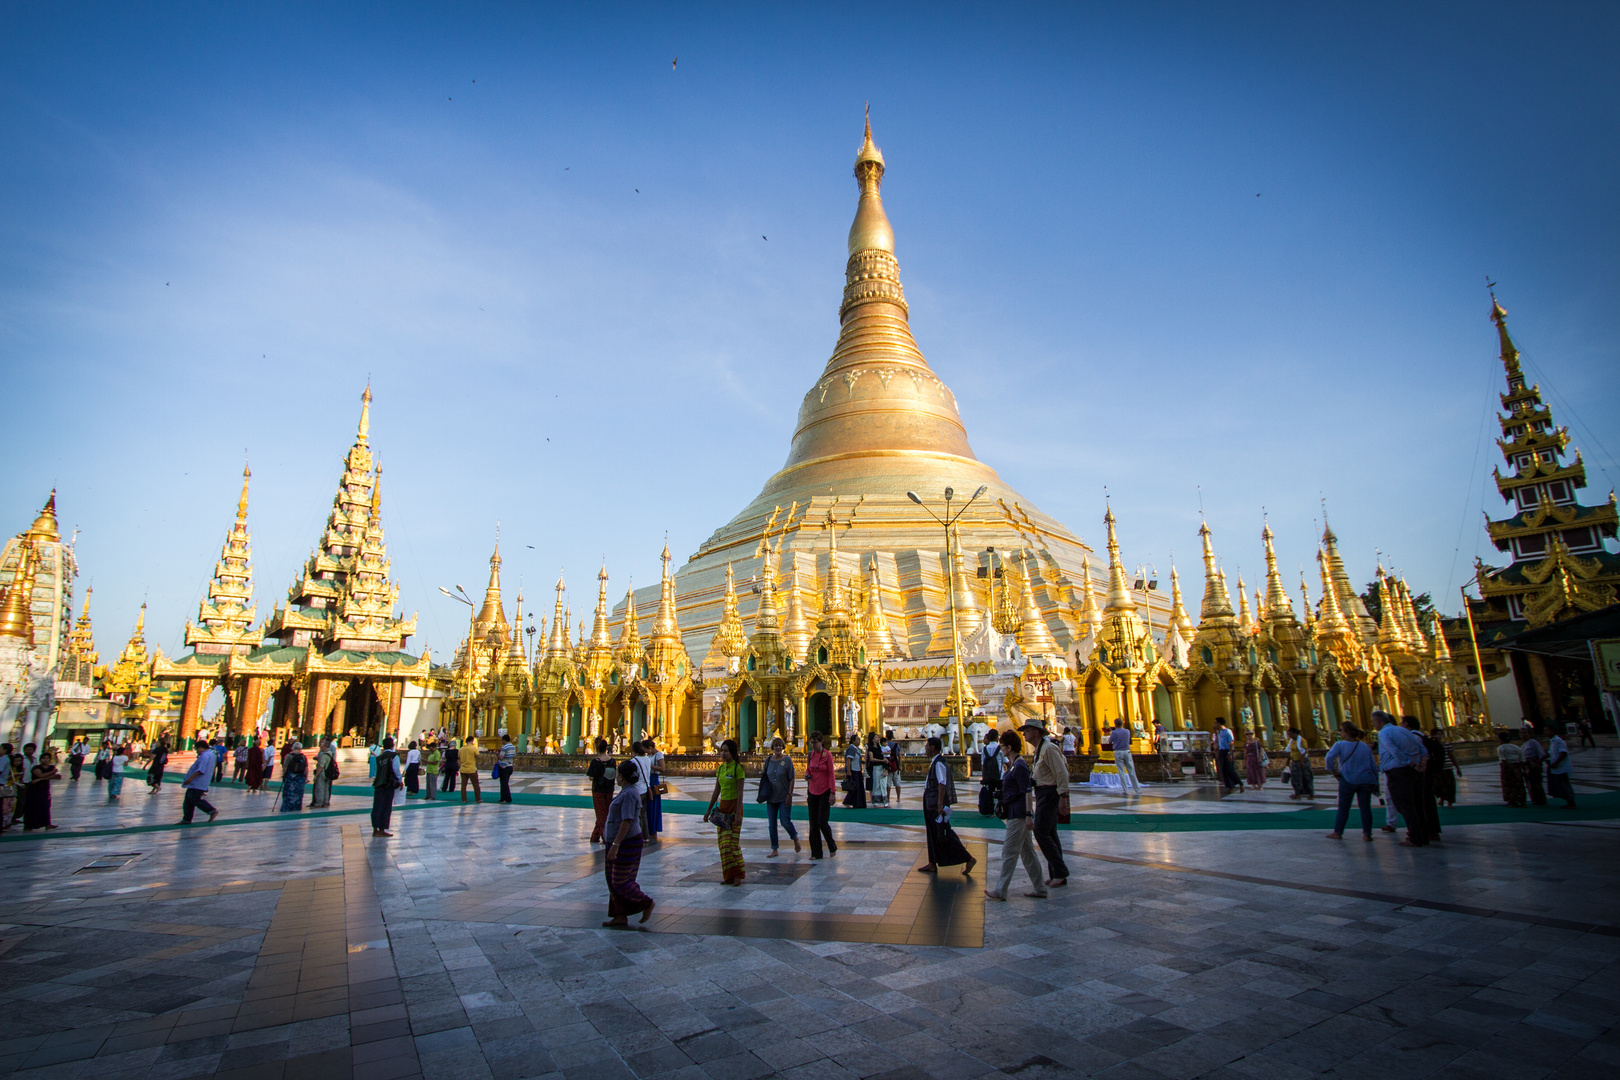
[944,486,955,501]
[973,485,988,500]
[906,491,922,505]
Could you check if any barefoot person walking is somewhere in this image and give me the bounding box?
[917,736,977,876]
[703,739,747,886]
[603,760,655,928]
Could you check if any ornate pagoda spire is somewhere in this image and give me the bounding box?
[544,574,567,658]
[0,540,36,642]
[863,555,899,660]
[1429,611,1452,662]
[590,565,614,650]
[947,527,985,638]
[781,562,813,664]
[27,490,59,543]
[333,464,411,650]
[1375,566,1406,654]
[67,586,98,669]
[1016,550,1060,656]
[1492,293,1522,378]
[1236,575,1253,634]
[1396,577,1426,650]
[1167,565,1194,635]
[474,530,509,647]
[1198,521,1235,621]
[1077,558,1102,637]
[712,563,748,660]
[1474,293,1619,627]
[651,542,679,644]
[615,583,642,670]
[741,111,1000,514]
[103,604,153,712]
[507,589,528,667]
[1321,517,1376,642]
[1262,524,1295,619]
[1103,508,1136,615]
[820,515,849,617]
[187,464,259,654]
[1299,572,1315,630]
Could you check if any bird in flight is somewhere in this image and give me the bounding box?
[762,235,767,241]
[526,545,535,550]
[671,57,678,70]
[635,188,639,193]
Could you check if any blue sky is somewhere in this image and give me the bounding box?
[2,2,1616,662]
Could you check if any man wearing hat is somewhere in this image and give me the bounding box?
[1022,720,1070,887]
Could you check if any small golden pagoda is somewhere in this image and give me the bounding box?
[153,387,430,746]
[61,586,99,686]
[102,604,154,722]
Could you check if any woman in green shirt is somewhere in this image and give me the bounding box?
[703,739,747,885]
[423,742,442,800]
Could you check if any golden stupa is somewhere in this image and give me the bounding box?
[653,117,1106,670]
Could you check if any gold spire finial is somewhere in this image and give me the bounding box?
[1197,520,1234,620]
[237,464,251,522]
[1491,290,1522,377]
[849,109,892,255]
[1262,523,1295,618]
[135,602,146,636]
[26,489,59,542]
[1103,507,1136,614]
[357,383,373,445]
[590,563,612,649]
[1236,575,1252,633]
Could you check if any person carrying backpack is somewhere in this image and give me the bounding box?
[371,737,402,837]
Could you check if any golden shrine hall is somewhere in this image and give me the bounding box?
[433,118,1471,757]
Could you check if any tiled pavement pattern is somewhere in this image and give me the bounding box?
[0,753,1614,1079]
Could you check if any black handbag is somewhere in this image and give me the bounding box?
[977,785,994,816]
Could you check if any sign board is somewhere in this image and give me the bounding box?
[1595,639,1620,692]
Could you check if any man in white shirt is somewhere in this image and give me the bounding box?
[1546,732,1577,808]
[1108,720,1141,796]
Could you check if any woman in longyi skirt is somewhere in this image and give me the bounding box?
[603,760,656,927]
[704,739,747,885]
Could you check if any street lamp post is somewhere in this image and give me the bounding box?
[440,585,478,740]
[907,485,988,753]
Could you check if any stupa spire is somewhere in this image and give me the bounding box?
[1198,521,1234,620]
[1168,564,1195,636]
[1236,575,1253,633]
[1262,524,1295,618]
[748,111,997,510]
[863,555,898,660]
[1078,559,1102,636]
[187,463,258,653]
[1491,293,1522,378]
[1016,550,1059,655]
[590,564,613,650]
[1103,508,1136,614]
[615,583,641,669]
[652,542,679,643]
[713,563,748,659]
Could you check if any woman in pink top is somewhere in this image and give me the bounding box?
[805,731,838,859]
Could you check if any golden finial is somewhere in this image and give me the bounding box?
[1490,287,1522,377]
[1103,508,1135,614]
[237,464,251,522]
[849,108,893,255]
[27,490,59,542]
[135,602,146,636]
[356,383,373,445]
